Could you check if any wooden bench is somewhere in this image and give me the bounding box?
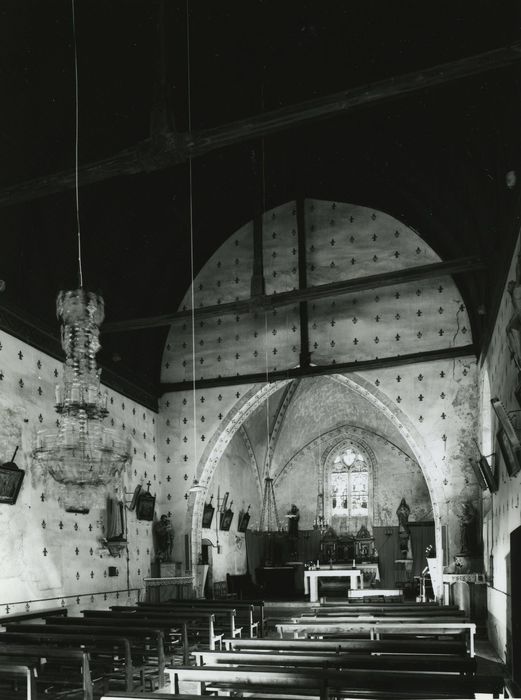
[0,629,140,693]
[0,607,68,626]
[296,614,469,623]
[0,643,95,700]
[132,599,261,637]
[103,604,240,641]
[222,636,469,656]
[165,664,504,699]
[275,620,477,656]
[315,604,462,615]
[7,621,168,689]
[194,649,477,675]
[0,662,37,700]
[80,608,221,651]
[311,607,465,617]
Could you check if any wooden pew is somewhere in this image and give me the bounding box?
[0,663,37,700]
[295,614,469,623]
[0,643,94,700]
[79,609,221,651]
[0,630,138,692]
[313,604,463,616]
[136,598,265,637]
[101,693,301,700]
[126,600,259,638]
[194,649,477,675]
[302,607,466,620]
[275,621,477,656]
[222,636,470,656]
[0,607,68,626]
[100,604,240,641]
[6,621,167,690]
[165,664,504,699]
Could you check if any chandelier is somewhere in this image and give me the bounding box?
[33,289,131,500]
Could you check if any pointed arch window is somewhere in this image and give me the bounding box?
[331,447,368,517]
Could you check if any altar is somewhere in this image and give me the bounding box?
[304,568,362,602]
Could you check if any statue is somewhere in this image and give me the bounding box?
[457,501,477,556]
[154,514,174,562]
[286,504,300,539]
[286,504,300,559]
[396,498,411,558]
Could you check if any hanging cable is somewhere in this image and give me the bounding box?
[71,0,83,288]
[186,0,197,471]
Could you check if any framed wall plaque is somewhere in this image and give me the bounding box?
[136,490,156,521]
[497,427,521,478]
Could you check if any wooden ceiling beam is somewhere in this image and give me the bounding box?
[0,42,520,208]
[102,256,486,333]
[160,344,476,393]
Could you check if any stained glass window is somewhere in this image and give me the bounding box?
[331,447,368,516]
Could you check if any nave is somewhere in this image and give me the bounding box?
[0,591,508,699]
[1,1,521,699]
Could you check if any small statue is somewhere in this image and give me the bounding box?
[154,514,174,562]
[457,501,477,556]
[286,504,300,560]
[396,498,411,558]
[286,504,300,539]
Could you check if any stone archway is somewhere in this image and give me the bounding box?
[188,372,446,598]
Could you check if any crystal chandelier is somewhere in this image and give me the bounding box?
[33,289,131,496]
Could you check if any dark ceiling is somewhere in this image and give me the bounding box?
[1,0,521,407]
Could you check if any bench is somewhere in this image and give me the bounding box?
[165,664,504,699]
[194,649,477,675]
[0,663,37,700]
[80,608,221,651]
[104,604,241,641]
[0,629,139,692]
[7,621,168,689]
[138,597,265,637]
[316,602,461,615]
[0,607,68,625]
[132,599,261,638]
[0,643,95,700]
[275,621,477,656]
[222,636,469,656]
[310,607,465,617]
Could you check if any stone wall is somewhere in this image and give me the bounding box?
[0,329,158,615]
[481,234,521,663]
[158,200,480,590]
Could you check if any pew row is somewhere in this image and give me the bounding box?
[0,643,94,700]
[165,664,504,699]
[0,607,68,625]
[222,636,470,656]
[81,608,224,649]
[0,663,36,700]
[0,630,140,692]
[275,621,477,656]
[135,598,264,637]
[5,621,168,689]
[194,649,477,675]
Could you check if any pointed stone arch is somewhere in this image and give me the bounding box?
[188,372,445,597]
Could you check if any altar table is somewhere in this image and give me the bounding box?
[144,575,194,602]
[304,569,362,602]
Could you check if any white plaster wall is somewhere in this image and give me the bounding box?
[0,329,159,616]
[158,199,478,592]
[481,233,521,663]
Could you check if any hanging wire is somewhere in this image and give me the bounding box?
[186,0,197,471]
[71,0,83,288]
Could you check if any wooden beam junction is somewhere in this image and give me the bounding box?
[103,256,486,333]
[160,344,476,393]
[0,42,520,207]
